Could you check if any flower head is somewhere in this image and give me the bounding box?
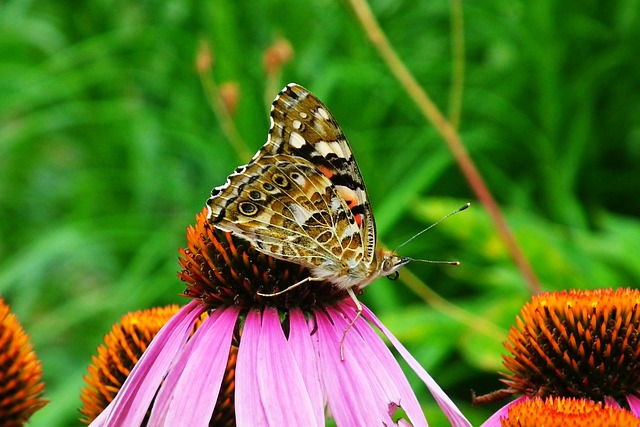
[0,297,47,426]
[495,396,639,427]
[89,209,470,426]
[178,208,345,311]
[80,305,237,425]
[480,288,640,426]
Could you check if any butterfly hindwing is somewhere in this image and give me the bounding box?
[207,155,365,275]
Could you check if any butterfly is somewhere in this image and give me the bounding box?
[206,83,411,352]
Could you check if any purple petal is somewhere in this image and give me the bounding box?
[605,396,621,408]
[256,307,322,426]
[337,302,428,427]
[148,306,239,426]
[286,309,325,423]
[479,396,524,427]
[90,300,204,427]
[314,307,391,426]
[235,309,268,426]
[362,305,472,427]
[626,394,640,416]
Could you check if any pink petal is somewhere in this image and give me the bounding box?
[479,396,524,427]
[257,307,322,426]
[337,302,428,427]
[314,307,389,426]
[626,395,640,416]
[90,300,204,427]
[363,305,472,427]
[605,396,621,408]
[288,308,325,423]
[235,309,268,426]
[148,306,240,426]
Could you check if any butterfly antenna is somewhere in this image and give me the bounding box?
[394,202,470,252]
[409,258,460,266]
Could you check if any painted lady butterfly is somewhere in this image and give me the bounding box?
[206,83,411,334]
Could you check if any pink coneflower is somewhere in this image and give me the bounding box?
[479,288,640,426]
[89,209,470,426]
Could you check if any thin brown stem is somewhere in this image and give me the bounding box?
[347,0,542,294]
[196,40,252,162]
[449,0,465,129]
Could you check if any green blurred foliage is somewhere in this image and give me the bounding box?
[1,0,639,425]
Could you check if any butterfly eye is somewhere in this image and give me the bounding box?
[382,257,393,272]
[239,202,259,216]
[248,190,262,201]
[272,174,289,188]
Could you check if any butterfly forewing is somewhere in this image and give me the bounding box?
[262,84,376,262]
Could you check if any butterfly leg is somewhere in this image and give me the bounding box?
[340,287,363,361]
[256,276,325,297]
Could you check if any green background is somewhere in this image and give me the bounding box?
[1,0,639,425]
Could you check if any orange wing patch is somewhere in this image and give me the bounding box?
[316,164,335,179]
[336,186,364,227]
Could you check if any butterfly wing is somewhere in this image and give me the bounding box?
[259,83,376,264]
[206,83,377,286]
[207,155,366,283]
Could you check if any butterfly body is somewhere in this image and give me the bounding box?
[207,83,410,294]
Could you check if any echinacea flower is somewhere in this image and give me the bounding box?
[490,396,639,427]
[479,288,640,426]
[80,305,236,425]
[0,297,47,426]
[89,209,470,426]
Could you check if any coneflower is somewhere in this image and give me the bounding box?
[479,288,640,426]
[89,209,469,426]
[0,297,47,426]
[80,305,236,426]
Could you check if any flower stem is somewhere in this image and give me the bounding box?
[196,39,253,162]
[347,0,542,294]
[449,0,465,129]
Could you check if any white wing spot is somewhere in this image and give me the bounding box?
[316,140,350,158]
[316,107,330,120]
[289,131,306,148]
[299,112,308,119]
[292,120,302,130]
[337,139,352,157]
[291,173,306,186]
[288,204,313,225]
[315,141,334,157]
[330,195,342,211]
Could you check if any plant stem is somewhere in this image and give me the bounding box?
[347,0,542,294]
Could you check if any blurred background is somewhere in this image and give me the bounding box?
[1,0,639,425]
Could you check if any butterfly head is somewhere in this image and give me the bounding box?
[379,251,412,280]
